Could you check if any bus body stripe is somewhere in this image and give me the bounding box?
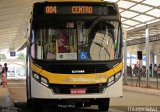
[31,62,122,84]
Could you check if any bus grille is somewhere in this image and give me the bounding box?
[46,66,108,74]
[50,84,105,94]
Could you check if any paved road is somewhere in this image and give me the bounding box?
[7,80,160,112]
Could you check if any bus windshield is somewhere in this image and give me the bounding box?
[31,19,122,61]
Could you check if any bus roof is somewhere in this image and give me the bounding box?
[47,0,104,2]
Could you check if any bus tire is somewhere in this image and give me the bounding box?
[97,98,110,111]
[27,98,32,107]
[75,102,83,107]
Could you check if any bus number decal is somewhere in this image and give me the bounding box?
[45,6,57,14]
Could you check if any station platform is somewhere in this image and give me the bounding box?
[0,87,13,106]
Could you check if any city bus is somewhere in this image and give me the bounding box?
[26,0,123,111]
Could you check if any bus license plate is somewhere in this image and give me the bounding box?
[70,88,86,94]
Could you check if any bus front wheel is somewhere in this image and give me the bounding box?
[27,98,33,107]
[97,98,110,111]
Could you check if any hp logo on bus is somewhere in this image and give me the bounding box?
[72,70,85,74]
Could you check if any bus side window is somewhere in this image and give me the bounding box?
[31,43,35,58]
[31,30,35,58]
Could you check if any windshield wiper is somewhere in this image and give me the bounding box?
[88,17,101,33]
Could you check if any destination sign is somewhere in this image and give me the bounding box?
[33,3,119,20]
[45,6,93,14]
[43,5,110,15]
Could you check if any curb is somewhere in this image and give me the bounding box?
[123,85,160,96]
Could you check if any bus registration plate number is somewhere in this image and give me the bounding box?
[70,88,86,94]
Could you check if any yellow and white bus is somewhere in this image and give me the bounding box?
[26,0,123,111]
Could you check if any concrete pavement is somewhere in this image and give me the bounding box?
[1,80,160,112]
[0,87,13,106]
[0,86,17,112]
[123,85,160,96]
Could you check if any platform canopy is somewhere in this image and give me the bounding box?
[106,0,160,55]
[107,0,160,40]
[0,0,159,53]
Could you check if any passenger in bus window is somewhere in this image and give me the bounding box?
[57,31,68,53]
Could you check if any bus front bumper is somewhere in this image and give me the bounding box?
[31,77,122,99]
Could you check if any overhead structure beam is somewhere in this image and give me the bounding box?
[127,21,160,33]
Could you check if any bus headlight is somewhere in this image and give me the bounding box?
[107,76,115,86]
[107,72,121,86]
[115,72,121,80]
[33,73,40,80]
[32,73,49,87]
[41,77,48,87]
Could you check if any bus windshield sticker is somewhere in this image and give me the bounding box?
[80,52,88,60]
[56,53,77,60]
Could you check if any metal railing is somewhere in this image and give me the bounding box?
[124,66,160,90]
